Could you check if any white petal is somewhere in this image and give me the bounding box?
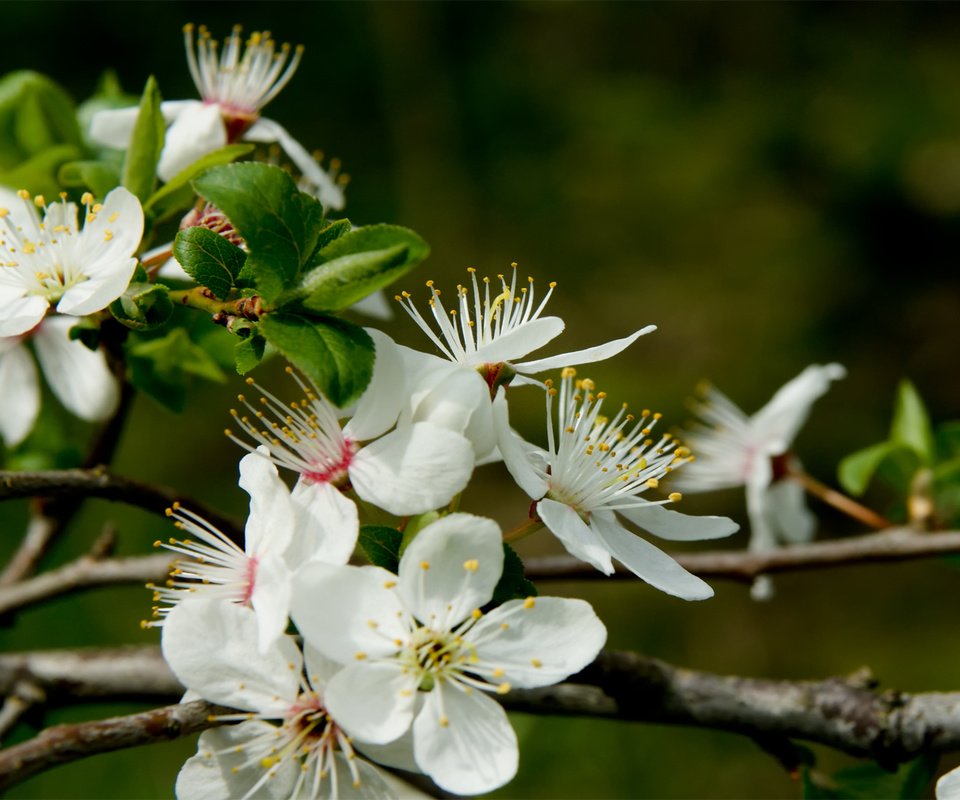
[302,644,342,689]
[471,316,564,365]
[350,290,394,321]
[55,257,137,317]
[291,563,408,663]
[350,423,474,516]
[470,597,606,688]
[0,293,48,337]
[938,766,960,799]
[239,451,295,556]
[398,513,503,626]
[326,662,418,745]
[246,117,345,211]
[88,106,140,149]
[355,726,419,773]
[617,503,739,542]
[80,186,144,263]
[590,510,714,600]
[537,498,613,574]
[288,480,358,567]
[161,598,300,715]
[412,683,517,795]
[32,317,119,421]
[492,388,549,499]
[765,477,816,544]
[0,341,40,446]
[334,753,397,800]
[158,102,227,183]
[344,328,405,441]
[250,553,292,654]
[514,324,657,374]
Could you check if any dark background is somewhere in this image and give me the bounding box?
[2,2,960,797]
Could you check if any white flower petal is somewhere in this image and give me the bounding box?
[355,727,419,774]
[350,290,394,321]
[617,503,739,542]
[333,752,396,800]
[157,102,227,183]
[161,598,300,714]
[250,553,292,654]
[32,317,119,422]
[398,513,503,626]
[80,186,144,263]
[55,257,137,317]
[765,478,816,544]
[0,340,40,446]
[492,388,549,499]
[239,451,295,556]
[470,315,564,365]
[514,324,656,374]
[470,597,606,688]
[291,563,408,663]
[288,480,358,566]
[937,766,960,799]
[537,498,614,574]
[88,106,140,149]
[412,682,517,795]
[344,329,405,442]
[325,662,417,745]
[590,510,714,600]
[350,423,474,516]
[302,644,342,689]
[0,293,48,337]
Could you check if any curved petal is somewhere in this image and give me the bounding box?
[291,563,408,663]
[0,293,48,337]
[938,766,960,799]
[302,644,342,690]
[617,503,739,542]
[325,662,418,745]
[158,102,227,182]
[590,510,714,600]
[398,513,503,627]
[344,328,405,441]
[87,106,140,149]
[412,683,517,795]
[350,423,474,516]
[765,478,816,545]
[80,186,144,262]
[32,317,119,422]
[470,597,606,688]
[250,553,292,654]
[56,257,137,316]
[515,324,657,374]
[471,316,564,366]
[350,290,394,321]
[537,498,613,574]
[288,480,358,567]
[355,726,419,774]
[0,340,40,446]
[750,363,846,451]
[239,450,295,556]
[161,598,301,715]
[493,388,549,499]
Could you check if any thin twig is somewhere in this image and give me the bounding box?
[0,514,60,587]
[0,681,44,744]
[789,468,894,530]
[524,527,960,582]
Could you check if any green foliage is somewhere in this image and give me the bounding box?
[126,328,226,412]
[172,227,246,300]
[76,69,137,146]
[295,224,431,313]
[838,441,915,498]
[491,543,538,605]
[890,380,936,465]
[234,335,266,375]
[358,525,404,573]
[121,77,164,202]
[0,144,82,198]
[801,753,937,799]
[258,312,373,407]
[57,160,120,198]
[0,71,82,169]
[109,282,174,331]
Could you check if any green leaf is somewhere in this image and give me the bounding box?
[838,441,913,496]
[121,76,164,202]
[890,380,936,465]
[234,335,266,375]
[172,227,246,300]
[0,143,83,199]
[109,282,174,330]
[313,218,353,251]
[491,543,538,606]
[296,224,430,312]
[936,421,960,461]
[144,142,254,220]
[803,754,938,800]
[57,160,121,197]
[127,328,226,412]
[194,163,326,302]
[259,312,374,407]
[358,525,404,573]
[0,71,82,167]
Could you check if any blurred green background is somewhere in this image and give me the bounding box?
[3,2,960,797]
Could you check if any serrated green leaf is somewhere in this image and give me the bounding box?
[838,441,912,496]
[57,160,121,197]
[491,543,538,606]
[235,335,266,375]
[173,227,246,300]
[144,142,254,219]
[259,312,374,407]
[121,76,164,202]
[296,224,430,312]
[891,380,935,465]
[127,328,226,411]
[313,218,353,252]
[0,71,82,167]
[358,525,404,572]
[194,163,326,302]
[109,282,174,330]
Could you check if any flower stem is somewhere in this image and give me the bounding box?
[503,517,544,544]
[788,468,893,530]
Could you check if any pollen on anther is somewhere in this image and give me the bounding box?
[531,658,543,668]
[439,715,450,728]
[669,492,683,502]
[523,597,536,609]
[420,560,430,570]
[355,652,368,660]
[384,580,397,589]
[463,559,479,572]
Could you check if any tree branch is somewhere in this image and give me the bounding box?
[524,527,960,583]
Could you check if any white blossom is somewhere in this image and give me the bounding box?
[0,187,143,337]
[674,363,845,599]
[496,368,738,600]
[938,766,960,799]
[290,512,607,795]
[89,24,344,211]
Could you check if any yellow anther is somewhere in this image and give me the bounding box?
[463,559,479,572]
[81,192,94,205]
[384,580,397,589]
[92,203,103,213]
[581,378,595,391]
[420,560,430,570]
[355,652,367,660]
[103,230,113,242]
[492,667,505,678]
[561,367,577,379]
[33,195,44,207]
[17,189,30,199]
[108,211,119,223]
[439,715,450,727]
[668,492,683,502]
[471,608,482,619]
[531,658,543,668]
[646,478,659,488]
[496,682,512,695]
[523,597,536,609]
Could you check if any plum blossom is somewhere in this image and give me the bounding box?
[496,368,738,600]
[0,316,118,447]
[0,187,143,337]
[395,264,655,460]
[290,512,607,795]
[674,363,845,599]
[163,599,393,800]
[938,766,960,799]
[226,332,474,538]
[89,24,344,211]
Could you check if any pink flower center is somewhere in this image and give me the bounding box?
[301,439,356,486]
[240,555,259,605]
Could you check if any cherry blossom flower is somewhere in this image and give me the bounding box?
[674,363,845,599]
[0,317,118,447]
[938,766,960,799]
[394,264,655,460]
[163,598,393,800]
[290,512,607,795]
[226,333,474,537]
[495,369,738,600]
[0,187,143,337]
[89,24,344,211]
